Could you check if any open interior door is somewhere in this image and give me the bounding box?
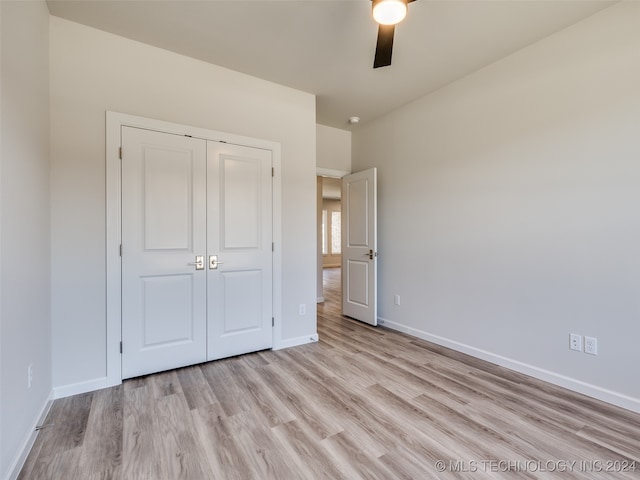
[342,168,377,326]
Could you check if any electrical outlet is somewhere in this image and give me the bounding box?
[394,294,401,306]
[584,336,598,355]
[569,333,582,352]
[28,364,33,389]
[299,304,306,316]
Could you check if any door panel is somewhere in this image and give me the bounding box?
[346,179,369,246]
[142,150,193,250]
[222,156,261,248]
[207,142,273,360]
[345,259,369,307]
[221,270,262,332]
[342,168,377,325]
[121,127,207,379]
[141,274,196,346]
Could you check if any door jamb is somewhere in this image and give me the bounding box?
[105,111,282,387]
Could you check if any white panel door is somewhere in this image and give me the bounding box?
[207,141,273,360]
[342,168,377,325]
[121,127,207,378]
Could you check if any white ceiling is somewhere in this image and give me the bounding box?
[46,0,615,130]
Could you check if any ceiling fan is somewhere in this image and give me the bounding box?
[372,0,416,68]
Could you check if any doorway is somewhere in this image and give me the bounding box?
[316,169,378,326]
[317,176,342,306]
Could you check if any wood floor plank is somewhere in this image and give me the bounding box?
[266,351,400,458]
[277,345,340,383]
[410,393,591,479]
[259,361,345,440]
[153,393,213,479]
[230,358,297,427]
[576,424,640,462]
[19,267,640,479]
[270,420,347,480]
[175,365,217,411]
[77,385,123,480]
[18,447,83,480]
[41,392,93,456]
[190,407,258,480]
[223,409,309,479]
[150,370,183,399]
[379,444,444,480]
[122,384,164,479]
[320,430,399,480]
[200,360,255,417]
[460,397,638,473]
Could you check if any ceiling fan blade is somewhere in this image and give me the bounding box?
[373,24,395,69]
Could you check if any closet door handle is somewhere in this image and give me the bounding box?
[209,255,225,269]
[188,256,205,270]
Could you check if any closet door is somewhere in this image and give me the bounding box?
[121,127,207,378]
[206,141,273,360]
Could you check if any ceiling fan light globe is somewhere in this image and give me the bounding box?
[372,0,407,26]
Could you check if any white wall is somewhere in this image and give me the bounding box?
[1,1,51,478]
[353,2,640,411]
[50,17,317,390]
[317,124,351,173]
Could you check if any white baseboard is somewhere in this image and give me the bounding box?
[378,317,640,414]
[5,392,53,480]
[53,376,120,400]
[317,297,325,303]
[273,333,319,350]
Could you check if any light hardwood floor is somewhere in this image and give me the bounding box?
[19,267,640,479]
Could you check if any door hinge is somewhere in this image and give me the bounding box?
[272,167,274,177]
[120,341,123,354]
[272,242,274,252]
[119,147,122,159]
[119,244,123,256]
[272,317,275,327]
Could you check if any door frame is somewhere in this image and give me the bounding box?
[105,111,282,387]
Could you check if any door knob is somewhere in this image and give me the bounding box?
[188,256,204,270]
[209,255,225,269]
